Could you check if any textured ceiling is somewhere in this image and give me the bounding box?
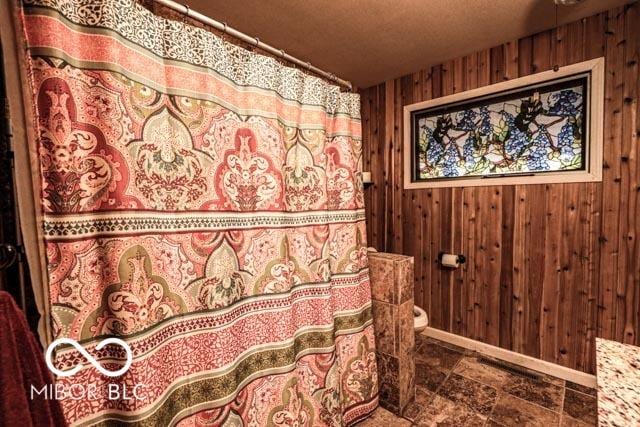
[187,0,631,88]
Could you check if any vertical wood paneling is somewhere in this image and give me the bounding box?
[384,80,395,251]
[499,40,519,351]
[462,53,478,340]
[361,3,640,374]
[598,7,625,342]
[450,58,466,335]
[362,84,383,250]
[512,35,533,356]
[581,12,606,372]
[618,2,639,345]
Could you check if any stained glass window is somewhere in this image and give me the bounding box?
[411,75,588,181]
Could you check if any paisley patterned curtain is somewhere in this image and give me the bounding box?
[17,0,378,424]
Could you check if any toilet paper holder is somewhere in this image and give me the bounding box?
[438,252,466,267]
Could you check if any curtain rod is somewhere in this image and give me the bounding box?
[153,0,353,91]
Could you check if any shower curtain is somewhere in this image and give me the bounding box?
[16,0,378,425]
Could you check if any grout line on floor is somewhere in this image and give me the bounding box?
[565,387,598,400]
[429,342,464,397]
[509,391,564,416]
[483,390,501,427]
[499,378,567,416]
[485,393,514,427]
[439,366,498,420]
[560,382,567,417]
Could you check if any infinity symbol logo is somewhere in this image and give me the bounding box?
[45,338,133,378]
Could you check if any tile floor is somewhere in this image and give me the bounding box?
[358,334,598,427]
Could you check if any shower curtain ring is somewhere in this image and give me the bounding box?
[182,4,189,23]
[254,37,260,47]
[221,22,228,41]
[279,49,286,58]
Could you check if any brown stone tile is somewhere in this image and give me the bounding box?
[490,393,560,427]
[414,394,486,426]
[560,415,594,426]
[415,338,464,370]
[465,355,564,387]
[454,355,570,393]
[397,299,415,357]
[431,340,470,355]
[565,381,597,397]
[368,252,414,304]
[453,355,519,388]
[398,363,415,412]
[367,251,404,262]
[436,373,498,416]
[415,333,430,352]
[377,302,414,411]
[369,254,395,303]
[356,406,412,426]
[396,257,414,303]
[416,334,468,354]
[562,389,597,425]
[371,300,396,355]
[377,353,400,411]
[544,374,567,388]
[502,375,565,412]
[402,386,434,422]
[415,359,449,392]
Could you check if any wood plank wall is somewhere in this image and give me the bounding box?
[360,2,639,374]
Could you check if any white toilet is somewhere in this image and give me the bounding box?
[414,305,428,332]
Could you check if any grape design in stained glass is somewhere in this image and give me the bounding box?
[414,78,586,180]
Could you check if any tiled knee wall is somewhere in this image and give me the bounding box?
[368,252,416,415]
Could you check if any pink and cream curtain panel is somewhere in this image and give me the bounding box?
[16,0,378,424]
